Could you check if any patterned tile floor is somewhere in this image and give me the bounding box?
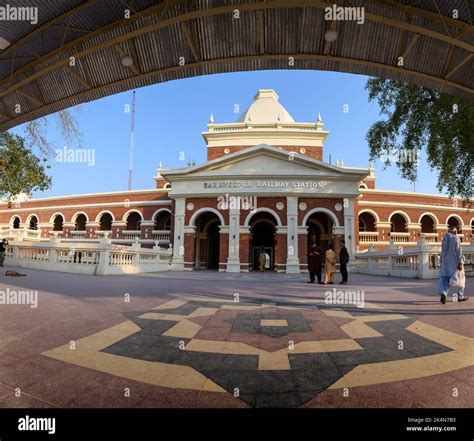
[0,267,473,408]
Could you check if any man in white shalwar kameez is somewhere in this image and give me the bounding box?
[438,226,468,304]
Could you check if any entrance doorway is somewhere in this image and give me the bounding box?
[248,213,277,271]
[194,211,221,270]
[306,211,334,251]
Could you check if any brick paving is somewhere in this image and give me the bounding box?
[0,266,472,408]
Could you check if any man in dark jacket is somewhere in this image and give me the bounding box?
[339,240,350,284]
[308,242,323,284]
[0,238,9,267]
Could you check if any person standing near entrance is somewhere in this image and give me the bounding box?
[438,226,468,304]
[307,242,323,284]
[0,238,9,267]
[339,240,350,285]
[324,244,336,284]
[258,247,266,272]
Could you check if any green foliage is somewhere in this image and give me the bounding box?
[365,78,473,202]
[0,131,52,205]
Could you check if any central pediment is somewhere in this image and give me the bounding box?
[162,144,368,181]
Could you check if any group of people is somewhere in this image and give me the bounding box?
[307,236,349,285]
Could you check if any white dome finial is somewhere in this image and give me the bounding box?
[209,113,214,124]
[317,112,322,123]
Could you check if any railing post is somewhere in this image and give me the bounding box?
[12,243,20,260]
[96,237,111,275]
[418,233,430,279]
[131,240,140,269]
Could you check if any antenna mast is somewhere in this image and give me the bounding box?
[128,91,136,191]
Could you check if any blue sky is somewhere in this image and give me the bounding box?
[11,69,440,198]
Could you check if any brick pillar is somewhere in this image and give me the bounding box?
[140,221,155,241]
[239,227,250,272]
[407,223,421,244]
[87,221,100,239]
[38,222,53,239]
[183,226,196,271]
[63,222,75,238]
[436,225,447,243]
[298,226,308,272]
[112,221,126,239]
[376,222,391,247]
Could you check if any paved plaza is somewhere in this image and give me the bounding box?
[0,268,473,409]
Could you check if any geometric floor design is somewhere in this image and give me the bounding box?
[42,295,474,408]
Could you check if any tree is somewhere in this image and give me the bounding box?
[365,78,473,203]
[25,108,83,156]
[0,132,52,207]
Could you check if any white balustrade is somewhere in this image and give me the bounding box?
[152,230,171,242]
[356,240,474,279]
[359,232,379,243]
[390,232,410,243]
[3,238,171,275]
[423,233,438,243]
[122,230,141,240]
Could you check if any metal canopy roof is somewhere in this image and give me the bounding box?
[0,0,472,131]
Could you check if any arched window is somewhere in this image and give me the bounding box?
[420,215,436,233]
[99,213,113,231]
[447,216,462,233]
[358,212,377,232]
[53,214,64,232]
[12,216,21,229]
[29,216,38,230]
[125,212,142,230]
[154,210,172,231]
[390,213,408,232]
[75,214,87,231]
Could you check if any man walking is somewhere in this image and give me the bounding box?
[324,244,336,284]
[439,226,468,304]
[307,242,323,284]
[339,240,350,285]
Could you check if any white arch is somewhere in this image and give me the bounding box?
[250,218,278,230]
[446,214,463,227]
[95,210,115,222]
[49,212,65,223]
[418,212,439,225]
[388,210,411,224]
[203,217,220,233]
[9,214,22,224]
[307,218,326,233]
[71,211,89,223]
[358,183,368,189]
[189,207,225,227]
[151,208,172,221]
[302,207,340,228]
[122,209,144,222]
[244,207,282,227]
[25,213,39,224]
[358,209,380,223]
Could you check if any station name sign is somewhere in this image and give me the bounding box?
[203,180,323,189]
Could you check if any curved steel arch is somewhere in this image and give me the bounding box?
[0,0,472,131]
